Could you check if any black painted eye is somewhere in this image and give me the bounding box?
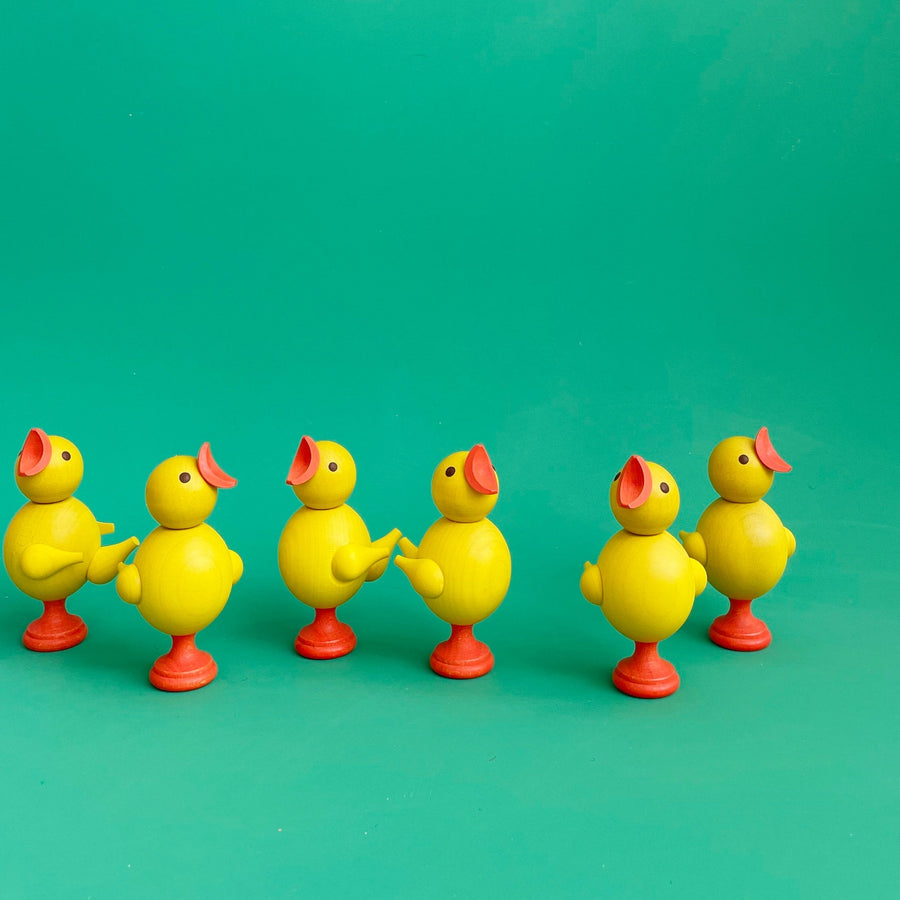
[179,472,191,483]
[613,472,621,481]
[328,461,338,472]
[660,482,670,494]
[445,466,456,477]
[61,451,71,461]
[738,454,749,465]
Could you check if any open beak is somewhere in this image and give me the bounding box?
[755,427,791,473]
[286,435,320,485]
[198,442,238,488]
[618,455,652,508]
[18,427,52,477]
[464,443,499,495]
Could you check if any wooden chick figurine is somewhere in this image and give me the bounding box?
[395,444,511,679]
[3,427,138,651]
[278,436,400,659]
[680,426,795,651]
[116,443,242,691]
[581,455,706,698]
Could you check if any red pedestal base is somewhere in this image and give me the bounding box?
[149,634,218,692]
[709,598,771,651]
[430,624,494,679]
[612,641,680,698]
[295,607,356,659]
[23,599,87,652]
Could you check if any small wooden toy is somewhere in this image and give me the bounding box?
[116,443,242,691]
[3,428,138,651]
[581,455,706,698]
[395,444,511,679]
[278,436,400,659]
[680,427,795,651]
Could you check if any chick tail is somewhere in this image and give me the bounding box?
[679,530,708,567]
[364,528,402,581]
[20,544,84,580]
[97,521,115,536]
[87,537,140,584]
[116,562,142,605]
[229,549,244,585]
[394,554,444,600]
[398,537,418,559]
[785,527,797,558]
[690,558,708,597]
[580,562,603,606]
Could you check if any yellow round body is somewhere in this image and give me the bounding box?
[697,498,790,600]
[3,498,99,601]
[278,504,371,609]
[132,524,234,635]
[596,530,696,643]
[418,517,511,625]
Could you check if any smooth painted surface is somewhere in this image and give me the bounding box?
[1,2,897,896]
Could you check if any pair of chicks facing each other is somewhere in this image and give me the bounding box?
[580,427,795,699]
[278,437,511,679]
[3,427,242,692]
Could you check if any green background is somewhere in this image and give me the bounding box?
[2,1,898,896]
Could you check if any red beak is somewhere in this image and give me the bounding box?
[618,455,652,509]
[464,444,499,495]
[197,442,237,488]
[755,427,791,473]
[18,428,52,477]
[286,435,320,485]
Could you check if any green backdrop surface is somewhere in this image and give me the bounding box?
[2,2,898,897]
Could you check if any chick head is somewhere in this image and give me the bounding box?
[609,455,679,535]
[146,442,237,528]
[15,428,84,503]
[708,427,791,502]
[431,444,499,523]
[286,437,356,510]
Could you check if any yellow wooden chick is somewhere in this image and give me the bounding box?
[680,426,795,651]
[395,443,511,678]
[278,436,400,658]
[116,443,242,691]
[581,454,706,698]
[3,427,138,651]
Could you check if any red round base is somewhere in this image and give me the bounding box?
[23,599,87,652]
[295,607,356,659]
[430,624,494,679]
[149,634,218,692]
[612,642,680,698]
[709,598,772,652]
